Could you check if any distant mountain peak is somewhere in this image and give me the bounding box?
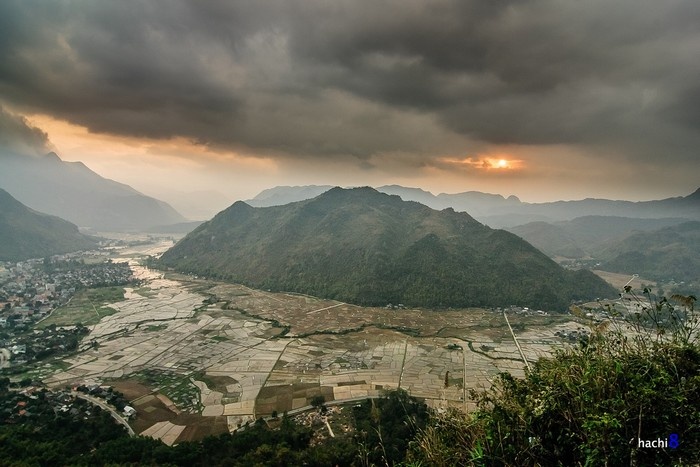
[44,151,61,162]
[380,184,433,195]
[212,199,254,224]
[313,186,410,207]
[246,185,334,207]
[323,186,378,197]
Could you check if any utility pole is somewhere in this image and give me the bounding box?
[462,345,467,412]
[503,310,531,372]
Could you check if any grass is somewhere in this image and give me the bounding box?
[38,286,125,328]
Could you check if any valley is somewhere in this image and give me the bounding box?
[33,239,590,445]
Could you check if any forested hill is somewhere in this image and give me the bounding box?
[598,221,700,283]
[0,188,97,261]
[159,187,615,310]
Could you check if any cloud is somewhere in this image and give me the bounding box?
[0,0,698,175]
[0,106,51,156]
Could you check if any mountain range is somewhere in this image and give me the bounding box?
[160,187,615,310]
[247,185,700,228]
[0,188,97,261]
[0,151,185,231]
[505,216,692,259]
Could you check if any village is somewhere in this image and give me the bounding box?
[0,253,134,369]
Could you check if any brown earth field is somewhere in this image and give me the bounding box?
[256,383,334,416]
[110,379,229,442]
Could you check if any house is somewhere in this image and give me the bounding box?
[123,406,136,418]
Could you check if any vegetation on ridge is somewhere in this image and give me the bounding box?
[600,221,700,285]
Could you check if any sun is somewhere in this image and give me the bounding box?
[497,159,508,168]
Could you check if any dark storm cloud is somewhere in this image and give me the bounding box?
[1,0,699,166]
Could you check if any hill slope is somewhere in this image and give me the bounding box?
[0,188,97,261]
[506,216,690,259]
[506,221,586,258]
[598,221,700,283]
[0,151,185,231]
[160,187,615,310]
[246,185,334,207]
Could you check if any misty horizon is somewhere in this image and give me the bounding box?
[3,147,699,221]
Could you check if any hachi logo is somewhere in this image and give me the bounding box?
[637,433,680,449]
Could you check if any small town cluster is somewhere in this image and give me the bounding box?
[0,381,133,427]
[0,254,134,367]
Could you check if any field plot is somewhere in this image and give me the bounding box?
[37,244,585,441]
[110,379,229,444]
[39,286,125,327]
[213,283,573,339]
[593,270,656,290]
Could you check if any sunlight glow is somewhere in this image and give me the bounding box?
[438,155,521,172]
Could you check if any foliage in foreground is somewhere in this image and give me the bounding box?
[409,293,700,466]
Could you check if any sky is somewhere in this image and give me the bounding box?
[1,1,699,218]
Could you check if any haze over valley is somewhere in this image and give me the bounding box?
[1,1,699,464]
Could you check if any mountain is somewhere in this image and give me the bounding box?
[160,187,615,310]
[506,222,586,259]
[379,185,523,218]
[507,216,691,259]
[247,185,700,228]
[597,221,700,284]
[246,185,334,207]
[0,188,97,261]
[498,193,700,227]
[0,151,186,231]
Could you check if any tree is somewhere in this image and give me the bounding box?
[311,394,326,412]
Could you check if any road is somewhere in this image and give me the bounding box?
[73,392,136,436]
